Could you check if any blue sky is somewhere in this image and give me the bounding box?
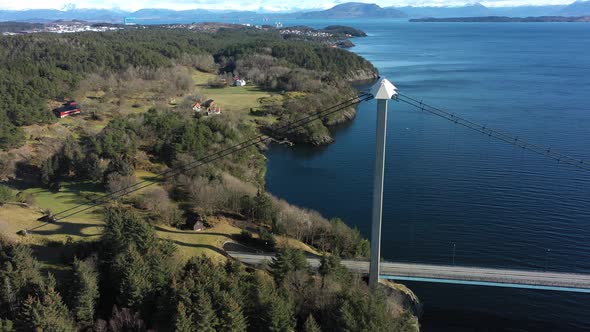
[0,0,578,11]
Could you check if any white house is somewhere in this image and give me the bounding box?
[234,79,246,87]
[207,106,221,115]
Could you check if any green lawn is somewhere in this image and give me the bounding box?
[16,170,160,244]
[155,217,242,263]
[192,70,274,114]
[202,86,272,113]
[22,181,105,242]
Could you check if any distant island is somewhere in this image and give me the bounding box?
[410,16,590,22]
[298,2,406,19]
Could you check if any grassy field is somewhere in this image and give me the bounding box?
[192,70,275,115]
[9,170,161,244]
[156,216,242,262]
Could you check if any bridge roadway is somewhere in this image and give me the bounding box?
[228,252,590,293]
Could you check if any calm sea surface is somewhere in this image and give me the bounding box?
[263,20,590,331]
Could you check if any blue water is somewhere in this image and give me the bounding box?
[265,20,590,331]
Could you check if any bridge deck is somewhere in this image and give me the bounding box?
[229,252,590,293]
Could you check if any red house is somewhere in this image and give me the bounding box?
[55,109,81,118]
[53,100,81,118]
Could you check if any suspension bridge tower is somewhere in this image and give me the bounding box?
[369,78,397,288]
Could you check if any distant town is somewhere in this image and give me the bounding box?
[1,20,123,35]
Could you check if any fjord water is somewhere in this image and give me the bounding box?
[265,20,590,331]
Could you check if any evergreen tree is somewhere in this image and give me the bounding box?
[0,119,25,150]
[115,245,151,309]
[254,281,295,332]
[40,156,57,188]
[318,254,349,287]
[105,156,133,179]
[1,275,16,317]
[219,293,247,332]
[270,248,308,284]
[60,137,83,177]
[71,257,99,326]
[303,314,321,332]
[20,281,76,332]
[3,244,44,311]
[15,296,35,331]
[0,319,14,332]
[318,254,336,277]
[83,153,104,182]
[253,189,275,223]
[338,287,390,332]
[339,297,361,332]
[174,302,196,332]
[103,207,156,253]
[267,294,295,332]
[195,294,218,332]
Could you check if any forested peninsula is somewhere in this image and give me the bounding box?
[0,24,419,331]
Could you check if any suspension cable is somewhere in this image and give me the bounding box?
[396,92,590,172]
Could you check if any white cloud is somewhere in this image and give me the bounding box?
[0,0,578,11]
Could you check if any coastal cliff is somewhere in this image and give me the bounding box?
[346,68,380,82]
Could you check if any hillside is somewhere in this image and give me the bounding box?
[393,3,569,18]
[298,3,406,19]
[395,3,491,18]
[559,0,590,16]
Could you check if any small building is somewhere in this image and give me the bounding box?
[186,216,206,231]
[234,79,246,87]
[192,221,205,231]
[54,109,81,118]
[53,100,81,118]
[207,106,221,115]
[192,102,202,112]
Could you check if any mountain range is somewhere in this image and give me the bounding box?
[1,1,590,23]
[394,3,572,18]
[299,3,406,19]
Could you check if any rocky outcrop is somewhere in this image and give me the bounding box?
[381,280,422,317]
[345,68,379,82]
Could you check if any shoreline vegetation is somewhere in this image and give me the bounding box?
[0,23,420,331]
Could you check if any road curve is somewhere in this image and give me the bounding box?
[228,251,590,293]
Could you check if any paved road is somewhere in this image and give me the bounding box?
[228,251,590,293]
